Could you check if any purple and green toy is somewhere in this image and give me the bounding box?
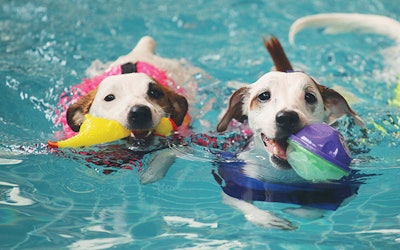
[287,124,352,182]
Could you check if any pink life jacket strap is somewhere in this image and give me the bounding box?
[121,62,184,95]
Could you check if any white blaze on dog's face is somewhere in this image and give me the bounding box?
[89,73,164,130]
[246,71,325,139]
[244,72,325,165]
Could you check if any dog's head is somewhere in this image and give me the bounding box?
[217,36,364,169]
[217,71,364,168]
[67,72,188,137]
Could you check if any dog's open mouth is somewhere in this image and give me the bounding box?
[261,133,289,161]
[130,129,153,138]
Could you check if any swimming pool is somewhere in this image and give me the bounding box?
[1,0,400,249]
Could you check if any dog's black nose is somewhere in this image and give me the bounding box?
[128,105,153,130]
[275,110,300,132]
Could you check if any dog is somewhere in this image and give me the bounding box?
[65,36,203,136]
[289,13,400,83]
[218,36,365,170]
[57,36,203,184]
[66,72,189,137]
[215,36,365,230]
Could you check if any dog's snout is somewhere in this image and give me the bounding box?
[128,105,153,129]
[275,110,300,131]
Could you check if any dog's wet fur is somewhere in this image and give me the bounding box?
[216,36,365,230]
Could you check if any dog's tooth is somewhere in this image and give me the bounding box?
[145,131,152,137]
[273,145,278,155]
[130,132,136,138]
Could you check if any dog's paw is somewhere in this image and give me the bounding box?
[283,207,324,220]
[221,192,296,230]
[244,209,296,230]
[140,169,161,185]
[140,149,176,185]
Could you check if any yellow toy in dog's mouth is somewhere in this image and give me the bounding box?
[48,114,130,148]
[48,114,176,148]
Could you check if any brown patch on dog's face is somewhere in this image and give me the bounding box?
[146,81,188,126]
[66,88,98,132]
[250,90,271,111]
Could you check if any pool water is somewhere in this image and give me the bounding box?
[1,0,400,249]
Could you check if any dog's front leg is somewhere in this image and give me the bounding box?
[140,148,176,184]
[221,192,296,230]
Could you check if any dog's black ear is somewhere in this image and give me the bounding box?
[317,84,365,128]
[217,87,249,132]
[263,35,293,72]
[66,89,97,132]
[166,91,189,126]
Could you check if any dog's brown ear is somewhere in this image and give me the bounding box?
[263,35,293,72]
[164,89,189,126]
[317,84,365,128]
[217,87,249,132]
[66,88,98,132]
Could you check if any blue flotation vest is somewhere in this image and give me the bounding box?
[212,159,360,211]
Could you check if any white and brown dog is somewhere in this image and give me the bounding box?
[216,36,365,230]
[218,36,364,169]
[66,73,189,138]
[66,36,201,135]
[60,36,203,184]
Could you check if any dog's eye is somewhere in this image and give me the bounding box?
[104,94,115,102]
[257,91,271,102]
[305,92,317,104]
[148,83,164,99]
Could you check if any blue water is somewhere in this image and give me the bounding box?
[1,0,400,249]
